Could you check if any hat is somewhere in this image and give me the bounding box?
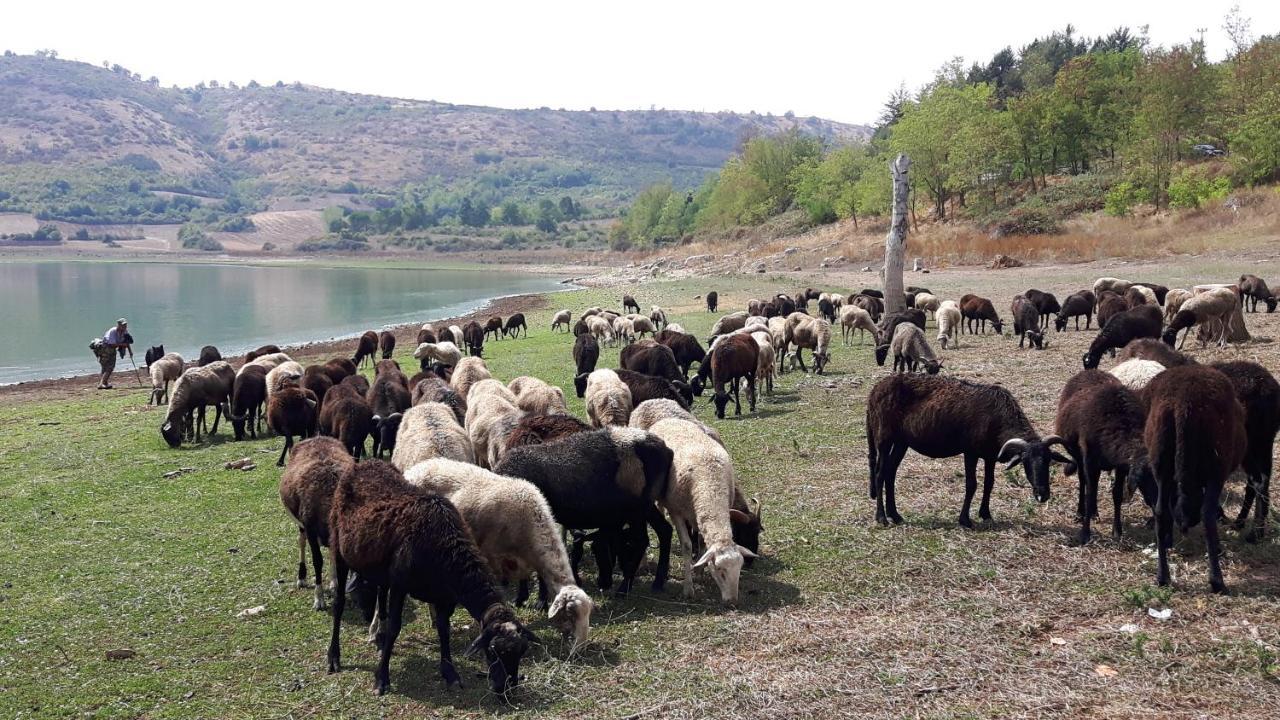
[117,318,128,325]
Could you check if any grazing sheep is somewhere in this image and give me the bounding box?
[244,344,279,363]
[505,413,591,451]
[705,291,718,312]
[509,376,568,416]
[377,331,396,360]
[1125,285,1156,308]
[1117,338,1192,368]
[1093,277,1132,298]
[367,367,411,459]
[882,323,941,374]
[503,313,528,339]
[1055,291,1096,331]
[584,369,634,427]
[551,310,572,332]
[865,374,1069,527]
[647,418,756,603]
[1082,305,1163,369]
[959,294,1004,335]
[340,373,370,396]
[326,460,536,695]
[493,427,673,594]
[700,333,758,419]
[449,356,492,402]
[416,327,437,346]
[622,294,640,314]
[320,358,357,386]
[243,352,293,373]
[466,393,524,469]
[279,436,355,610]
[1162,288,1193,323]
[321,387,374,460]
[572,333,601,398]
[621,340,684,383]
[1238,275,1276,313]
[655,329,706,378]
[353,331,378,368]
[1132,282,1170,305]
[229,365,269,440]
[267,381,317,466]
[852,294,884,322]
[751,331,776,394]
[1024,289,1061,329]
[1054,370,1156,544]
[709,311,749,342]
[265,361,306,403]
[161,361,235,447]
[1109,359,1166,390]
[1011,295,1045,349]
[147,352,185,405]
[587,315,615,347]
[1143,366,1247,593]
[462,321,485,357]
[410,373,467,425]
[481,317,502,343]
[784,314,832,374]
[840,305,879,346]
[413,341,463,371]
[1162,287,1239,349]
[440,325,461,348]
[391,402,475,468]
[817,297,837,323]
[1211,361,1280,542]
[629,398,723,446]
[936,304,962,349]
[913,292,941,317]
[629,316,657,338]
[1096,291,1128,329]
[649,306,668,331]
[198,345,223,366]
[614,368,692,410]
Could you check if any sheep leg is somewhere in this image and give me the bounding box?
[674,521,696,599]
[326,556,347,673]
[959,454,980,528]
[747,374,757,412]
[372,589,406,695]
[1077,459,1100,546]
[1250,468,1271,543]
[296,529,309,588]
[277,433,293,467]
[210,403,223,437]
[515,579,531,606]
[1204,481,1228,593]
[567,532,585,586]
[977,458,999,523]
[649,506,673,592]
[874,442,906,525]
[614,522,647,596]
[1154,488,1174,587]
[1111,467,1128,540]
[309,533,326,611]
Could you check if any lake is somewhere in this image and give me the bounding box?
[0,260,569,385]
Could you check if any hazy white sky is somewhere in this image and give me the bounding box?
[3,1,1275,125]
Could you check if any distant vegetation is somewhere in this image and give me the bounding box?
[615,19,1280,249]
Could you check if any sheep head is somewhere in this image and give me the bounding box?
[1026,330,1044,350]
[573,372,589,398]
[1054,315,1068,332]
[713,391,730,419]
[693,542,756,605]
[729,502,763,567]
[466,605,537,693]
[547,586,594,649]
[1267,296,1278,313]
[160,417,183,448]
[997,436,1072,503]
[874,344,890,367]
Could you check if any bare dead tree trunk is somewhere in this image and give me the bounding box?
[883,154,910,314]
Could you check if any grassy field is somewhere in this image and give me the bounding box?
[3,264,1280,719]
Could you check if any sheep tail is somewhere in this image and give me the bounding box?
[1172,409,1198,531]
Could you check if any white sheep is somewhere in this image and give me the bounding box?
[1093,277,1132,298]
[243,352,293,372]
[550,310,572,332]
[1163,288,1193,324]
[468,377,518,405]
[464,392,523,469]
[586,315,614,346]
[914,292,941,317]
[889,323,941,374]
[450,356,492,400]
[581,306,603,318]
[391,402,475,469]
[628,398,723,446]
[751,330,776,394]
[1129,285,1158,306]
[784,314,833,373]
[613,316,636,345]
[584,368,632,427]
[265,361,306,401]
[1166,287,1239,348]
[446,325,465,347]
[148,352,185,405]
[404,459,594,647]
[1108,358,1165,390]
[413,341,463,368]
[936,304,962,349]
[664,322,686,334]
[839,305,878,346]
[630,316,656,338]
[508,376,568,415]
[647,418,756,604]
[767,316,787,354]
[830,293,845,308]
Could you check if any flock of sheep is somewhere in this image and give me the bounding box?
[133,272,1278,697]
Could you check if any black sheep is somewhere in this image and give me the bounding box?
[615,368,693,410]
[1055,291,1096,331]
[774,295,797,316]
[859,288,884,299]
[302,365,334,408]
[244,344,279,363]
[1096,292,1128,328]
[1210,361,1280,542]
[378,331,396,360]
[818,298,836,323]
[1082,304,1162,369]
[655,329,706,378]
[1024,289,1061,329]
[865,374,1069,527]
[485,316,504,341]
[198,345,223,366]
[621,340,684,383]
[705,291,718,312]
[144,345,166,367]
[352,331,378,368]
[230,365,268,440]
[622,294,640,314]
[278,436,355,610]
[267,382,317,466]
[572,332,600,398]
[503,313,528,339]
[877,309,926,352]
[462,320,484,357]
[1011,295,1045,349]
[327,460,536,695]
[366,367,411,458]
[1238,274,1276,313]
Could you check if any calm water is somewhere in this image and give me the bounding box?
[0,261,568,384]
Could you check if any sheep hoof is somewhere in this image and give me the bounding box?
[958,515,975,529]
[1244,529,1264,544]
[296,579,309,590]
[374,680,389,696]
[1210,580,1228,594]
[313,598,327,612]
[888,512,903,525]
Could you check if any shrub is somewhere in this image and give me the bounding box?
[1168,167,1232,209]
[217,216,256,232]
[992,207,1059,237]
[1105,181,1137,217]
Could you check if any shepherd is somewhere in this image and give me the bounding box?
[94,318,132,390]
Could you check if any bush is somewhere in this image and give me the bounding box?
[217,216,256,232]
[1167,167,1232,209]
[296,234,370,252]
[1105,181,1137,216]
[992,207,1059,237]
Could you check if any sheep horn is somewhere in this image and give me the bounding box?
[749,496,761,518]
[997,438,1028,463]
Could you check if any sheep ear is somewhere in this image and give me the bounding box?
[520,627,543,645]
[728,509,751,524]
[547,593,568,620]
[464,630,492,657]
[692,548,715,569]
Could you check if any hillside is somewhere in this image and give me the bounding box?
[0,54,870,214]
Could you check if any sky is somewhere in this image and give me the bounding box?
[3,0,1276,126]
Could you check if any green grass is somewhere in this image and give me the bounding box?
[2,274,1279,718]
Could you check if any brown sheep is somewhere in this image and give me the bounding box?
[278,436,354,610]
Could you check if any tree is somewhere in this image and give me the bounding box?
[1130,41,1217,207]
[535,199,561,233]
[499,201,525,225]
[558,196,580,220]
[883,155,910,314]
[1225,37,1280,183]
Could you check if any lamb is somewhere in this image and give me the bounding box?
[449,356,492,402]
[1210,361,1280,542]
[647,418,756,603]
[465,392,524,469]
[881,322,941,374]
[783,314,832,374]
[572,332,601,398]
[622,294,640,314]
[367,366,411,458]
[708,311,749,341]
[445,325,465,347]
[404,459,595,646]
[818,297,837,323]
[959,294,1004,335]
[1054,291,1096,331]
[1163,287,1239,349]
[278,436,355,610]
[1117,338,1192,367]
[1093,277,1132,298]
[1143,366,1247,593]
[320,385,374,459]
[1108,358,1166,390]
[267,381,317,466]
[840,305,879,346]
[413,341,463,371]
[551,309,572,332]
[503,313,528,339]
[1096,291,1128,328]
[628,398,723,446]
[1238,274,1276,312]
[353,331,379,368]
[1011,294,1045,349]
[936,303,962,349]
[865,374,1069,527]
[584,368,634,427]
[648,306,668,331]
[508,376,569,415]
[161,361,235,448]
[147,352,185,405]
[705,291,718,312]
[1054,370,1156,544]
[655,329,706,378]
[1082,304,1163,369]
[462,321,485,357]
[326,460,536,695]
[751,331,776,395]
[1024,289,1061,328]
[244,344,279,363]
[378,331,396,360]
[493,427,673,594]
[391,402,475,468]
[229,364,268,440]
[197,345,223,366]
[913,292,941,317]
[505,413,591,451]
[1162,288,1193,323]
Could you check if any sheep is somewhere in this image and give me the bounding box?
[587,315,615,347]
[1082,305,1163,369]
[1055,291,1096,331]
[959,294,1004,335]
[267,381,317,466]
[817,297,837,323]
[708,311,749,342]
[493,427,673,594]
[571,332,601,398]
[243,352,293,372]
[1132,282,1170,305]
[147,352,185,405]
[622,294,640,314]
[859,288,885,299]
[647,418,756,603]
[448,356,491,402]
[265,361,306,403]
[1054,370,1156,544]
[375,330,395,360]
[572,317,589,336]
[1093,277,1132,298]
[367,367,411,458]
[391,402,475,468]
[229,365,268,440]
[403,458,594,645]
[326,460,536,695]
[852,294,883,322]
[551,310,572,332]
[612,316,637,345]
[704,333,758,419]
[503,313,528,339]
[655,330,705,378]
[321,387,374,460]
[244,344,280,363]
[630,316,657,338]
[1116,338,1192,368]
[321,357,357,385]
[865,374,1069,527]
[1011,295,1045,349]
[1210,361,1280,542]
[278,436,355,610]
[197,345,223,366]
[352,331,378,368]
[410,373,467,425]
[584,368,634,427]
[936,304,962,350]
[462,321,485,357]
[1096,291,1128,329]
[621,340,685,383]
[467,377,518,406]
[650,306,669,331]
[705,291,718,312]
[161,361,235,447]
[509,376,569,415]
[466,392,524,469]
[1143,366,1247,593]
[1108,358,1166,390]
[913,292,940,317]
[144,345,166,368]
[1162,287,1239,349]
[882,322,941,374]
[1163,288,1193,323]
[440,325,461,348]
[1024,289,1061,329]
[1238,275,1276,313]
[302,365,334,409]
[784,314,832,374]
[416,327,437,346]
[751,331,776,394]
[413,341,463,371]
[505,413,591,451]
[1125,285,1157,308]
[629,398,723,446]
[340,373,370,396]
[839,305,878,347]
